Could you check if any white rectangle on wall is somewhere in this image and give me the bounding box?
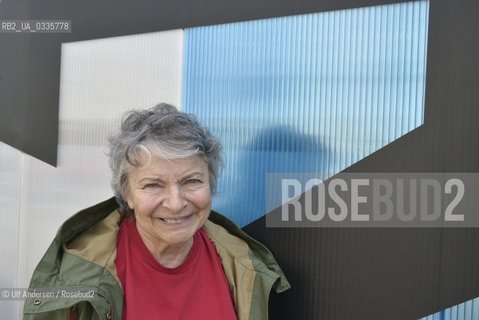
[0,29,184,319]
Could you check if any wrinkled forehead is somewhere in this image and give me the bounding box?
[126,152,210,182]
[128,141,202,167]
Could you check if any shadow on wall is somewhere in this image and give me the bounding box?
[214,125,326,226]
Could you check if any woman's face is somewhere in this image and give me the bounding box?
[125,153,212,249]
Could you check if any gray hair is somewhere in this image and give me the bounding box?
[108,103,223,216]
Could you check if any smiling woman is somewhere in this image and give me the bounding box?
[23,103,290,320]
[125,154,212,268]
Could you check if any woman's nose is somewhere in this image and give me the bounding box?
[162,185,186,212]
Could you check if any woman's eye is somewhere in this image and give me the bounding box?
[143,183,160,189]
[186,179,202,185]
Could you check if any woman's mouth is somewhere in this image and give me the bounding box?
[159,215,193,225]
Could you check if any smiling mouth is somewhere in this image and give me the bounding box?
[159,215,193,225]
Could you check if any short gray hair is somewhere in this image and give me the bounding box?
[108,103,223,216]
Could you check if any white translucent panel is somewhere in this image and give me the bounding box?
[1,29,183,319]
[0,144,23,318]
[60,30,184,120]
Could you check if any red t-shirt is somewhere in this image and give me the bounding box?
[115,218,237,320]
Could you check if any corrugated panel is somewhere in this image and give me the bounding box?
[4,30,184,319]
[183,0,430,226]
[420,297,479,320]
[0,143,23,319]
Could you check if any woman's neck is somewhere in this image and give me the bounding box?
[136,226,194,269]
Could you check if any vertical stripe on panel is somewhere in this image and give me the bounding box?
[184,1,429,226]
[0,144,22,319]
[419,297,479,320]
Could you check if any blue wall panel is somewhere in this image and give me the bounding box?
[183,0,429,227]
[420,297,479,320]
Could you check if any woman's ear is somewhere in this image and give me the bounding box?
[125,192,134,210]
[123,184,134,210]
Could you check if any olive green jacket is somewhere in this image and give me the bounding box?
[23,198,290,320]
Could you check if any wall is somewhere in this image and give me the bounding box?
[0,0,478,319]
